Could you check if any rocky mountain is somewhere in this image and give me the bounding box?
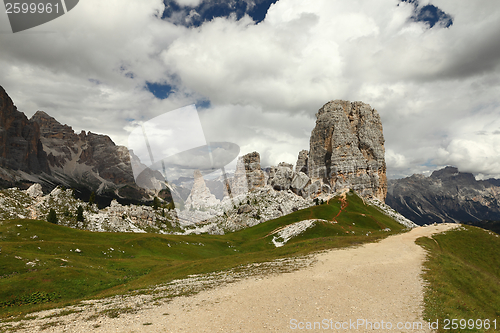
[386,166,500,225]
[256,100,387,202]
[0,86,159,203]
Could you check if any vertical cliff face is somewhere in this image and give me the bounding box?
[307,100,387,201]
[0,87,50,174]
[230,152,266,196]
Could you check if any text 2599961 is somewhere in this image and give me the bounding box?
[5,2,61,14]
[442,318,497,330]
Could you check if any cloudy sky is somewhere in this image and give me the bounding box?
[1,0,500,179]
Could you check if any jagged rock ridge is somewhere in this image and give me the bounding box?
[0,86,158,202]
[386,166,500,225]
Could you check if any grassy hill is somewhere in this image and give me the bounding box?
[0,191,407,318]
[417,225,500,332]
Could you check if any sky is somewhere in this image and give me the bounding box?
[1,0,500,180]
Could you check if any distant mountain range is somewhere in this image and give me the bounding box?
[386,166,500,226]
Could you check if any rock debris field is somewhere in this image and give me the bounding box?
[4,223,458,332]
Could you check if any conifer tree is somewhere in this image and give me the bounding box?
[89,191,96,205]
[47,209,58,224]
[76,206,84,222]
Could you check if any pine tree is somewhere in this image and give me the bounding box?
[76,206,84,222]
[89,191,96,205]
[47,209,58,224]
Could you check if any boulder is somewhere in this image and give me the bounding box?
[269,166,294,191]
[26,183,43,198]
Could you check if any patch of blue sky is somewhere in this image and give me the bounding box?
[195,99,211,109]
[145,82,174,99]
[400,0,453,28]
[162,0,279,27]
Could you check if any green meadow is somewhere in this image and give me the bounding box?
[417,225,500,332]
[0,191,406,318]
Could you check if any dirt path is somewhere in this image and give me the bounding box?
[10,223,457,333]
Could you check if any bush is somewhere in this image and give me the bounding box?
[153,196,160,210]
[47,208,58,224]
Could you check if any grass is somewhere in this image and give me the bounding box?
[0,191,407,318]
[416,225,500,332]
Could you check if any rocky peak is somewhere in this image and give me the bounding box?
[185,170,220,209]
[0,86,50,175]
[430,166,477,186]
[387,166,500,225]
[0,85,157,202]
[31,111,78,142]
[430,166,459,178]
[307,100,386,201]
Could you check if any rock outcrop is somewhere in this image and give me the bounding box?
[307,100,386,201]
[295,150,308,174]
[26,183,43,198]
[0,87,50,176]
[268,165,294,191]
[386,166,500,225]
[185,170,220,209]
[229,152,266,196]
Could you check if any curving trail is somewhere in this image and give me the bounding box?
[28,223,458,333]
[330,195,348,223]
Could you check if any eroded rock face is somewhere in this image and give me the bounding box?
[0,86,159,201]
[229,152,266,196]
[295,150,308,174]
[0,87,50,175]
[307,100,386,201]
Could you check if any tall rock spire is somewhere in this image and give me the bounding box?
[307,100,387,201]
